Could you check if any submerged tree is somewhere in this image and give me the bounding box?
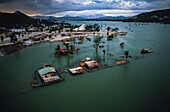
[123,51,132,59]
[65,43,69,50]
[120,42,125,48]
[93,36,102,52]
[102,50,106,60]
[69,45,74,54]
[56,45,60,51]
[55,44,60,54]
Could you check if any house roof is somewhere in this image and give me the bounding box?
[38,67,56,76]
[59,48,67,52]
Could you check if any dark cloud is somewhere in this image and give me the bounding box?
[0,0,20,3]
[92,0,103,3]
[0,0,169,15]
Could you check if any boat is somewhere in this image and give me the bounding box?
[141,48,153,54]
[114,60,128,65]
[37,65,64,84]
[69,67,84,75]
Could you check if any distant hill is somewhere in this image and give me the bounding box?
[32,15,52,20]
[32,15,86,21]
[0,11,35,28]
[49,16,86,21]
[32,15,128,21]
[0,11,56,28]
[124,9,170,24]
[89,16,128,21]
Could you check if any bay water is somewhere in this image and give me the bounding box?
[0,21,170,112]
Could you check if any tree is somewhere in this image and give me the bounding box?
[111,27,119,32]
[103,50,106,60]
[55,44,60,54]
[9,32,17,44]
[65,43,69,50]
[120,42,124,48]
[69,45,74,54]
[58,22,64,33]
[107,27,111,35]
[123,51,132,59]
[103,50,106,55]
[94,24,100,32]
[57,45,60,51]
[1,36,4,42]
[93,36,102,52]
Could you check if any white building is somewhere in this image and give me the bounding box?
[79,24,86,31]
[10,28,26,32]
[73,24,86,31]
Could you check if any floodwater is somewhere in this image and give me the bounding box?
[0,21,170,112]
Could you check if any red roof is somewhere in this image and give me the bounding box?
[59,48,67,53]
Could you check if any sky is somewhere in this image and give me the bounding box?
[0,0,170,17]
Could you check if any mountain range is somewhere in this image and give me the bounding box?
[32,15,128,21]
[0,9,170,28]
[32,9,170,23]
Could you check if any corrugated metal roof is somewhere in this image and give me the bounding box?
[38,67,56,76]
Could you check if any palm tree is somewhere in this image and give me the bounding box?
[123,51,132,59]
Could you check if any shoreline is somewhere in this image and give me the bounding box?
[0,30,127,57]
[0,42,26,56]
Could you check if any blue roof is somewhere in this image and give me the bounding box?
[38,67,56,76]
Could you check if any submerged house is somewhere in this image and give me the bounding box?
[85,60,99,69]
[69,67,84,75]
[59,48,68,55]
[80,58,99,69]
[38,66,64,83]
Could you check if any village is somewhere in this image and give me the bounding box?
[0,22,128,56]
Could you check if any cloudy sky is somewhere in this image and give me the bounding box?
[0,0,170,17]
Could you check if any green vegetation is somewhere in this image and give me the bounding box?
[93,36,102,52]
[85,24,100,32]
[124,9,170,24]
